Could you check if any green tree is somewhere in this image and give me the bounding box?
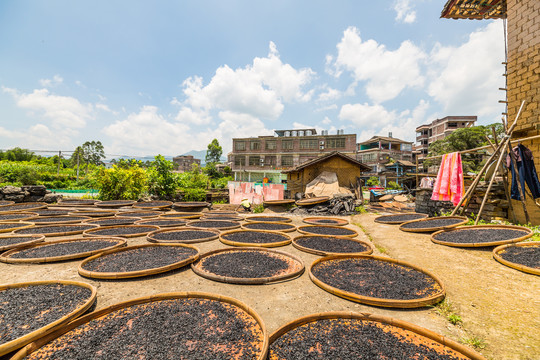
[425,124,504,173]
[147,155,179,199]
[2,147,35,162]
[205,139,222,164]
[92,165,147,200]
[81,141,105,174]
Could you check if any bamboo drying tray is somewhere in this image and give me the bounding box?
[28,215,91,225]
[0,280,97,357]
[13,224,99,237]
[147,228,220,244]
[201,215,245,222]
[295,196,330,206]
[0,221,34,233]
[309,254,446,308]
[292,235,374,256]
[493,242,540,276]
[262,199,295,206]
[268,312,486,360]
[55,199,96,207]
[399,216,468,233]
[116,210,162,218]
[95,200,136,208]
[245,216,293,223]
[374,213,428,224]
[159,212,203,219]
[0,200,15,206]
[0,211,38,222]
[204,210,239,216]
[192,247,305,284]
[12,292,268,360]
[302,217,349,226]
[187,219,242,230]
[0,234,45,252]
[241,221,297,233]
[0,202,47,213]
[68,210,118,217]
[83,225,160,238]
[431,225,533,248]
[134,218,187,228]
[78,243,199,279]
[0,237,127,264]
[82,216,142,226]
[220,229,292,248]
[132,200,173,210]
[172,201,210,212]
[297,225,359,238]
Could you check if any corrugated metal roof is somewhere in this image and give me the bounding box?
[441,0,506,20]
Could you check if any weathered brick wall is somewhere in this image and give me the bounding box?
[506,0,540,225]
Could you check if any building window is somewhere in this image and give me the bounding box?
[249,156,261,166]
[265,156,276,166]
[235,141,245,151]
[281,140,293,150]
[281,155,293,166]
[250,141,261,150]
[448,122,457,128]
[234,156,245,166]
[265,140,276,150]
[300,139,317,149]
[327,137,345,148]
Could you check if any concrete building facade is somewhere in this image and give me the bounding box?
[172,155,201,172]
[228,129,356,183]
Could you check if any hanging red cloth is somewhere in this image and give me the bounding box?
[431,152,464,206]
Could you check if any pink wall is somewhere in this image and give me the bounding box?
[228,182,285,204]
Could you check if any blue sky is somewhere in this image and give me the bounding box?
[0,1,505,158]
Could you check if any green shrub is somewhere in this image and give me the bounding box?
[92,166,147,200]
[252,204,265,213]
[147,155,179,199]
[366,176,380,187]
[182,188,207,201]
[386,181,402,190]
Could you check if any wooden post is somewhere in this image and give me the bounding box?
[76,151,80,181]
[57,151,61,175]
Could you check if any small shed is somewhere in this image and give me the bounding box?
[283,152,371,196]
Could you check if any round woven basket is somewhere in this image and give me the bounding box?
[309,254,446,308]
[399,216,468,233]
[82,216,142,226]
[83,225,160,238]
[0,221,35,233]
[134,218,187,228]
[172,202,210,212]
[0,200,15,206]
[13,224,99,237]
[0,202,47,213]
[374,213,428,224]
[241,221,297,233]
[245,216,292,223]
[28,215,91,225]
[191,247,305,284]
[133,201,173,210]
[115,210,161,218]
[95,200,136,208]
[268,312,485,360]
[0,280,97,357]
[220,229,292,248]
[159,212,203,219]
[493,242,540,276]
[302,217,349,226]
[201,215,245,222]
[263,199,295,206]
[147,228,220,244]
[78,243,200,279]
[68,210,118,218]
[295,196,330,206]
[0,234,45,252]
[292,235,374,256]
[187,219,241,231]
[56,199,96,207]
[0,237,127,264]
[297,225,358,238]
[11,292,268,360]
[0,211,39,222]
[431,225,533,248]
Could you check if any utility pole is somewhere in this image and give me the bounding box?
[76,151,80,180]
[57,151,61,175]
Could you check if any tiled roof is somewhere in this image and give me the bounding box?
[441,0,506,20]
[282,151,371,173]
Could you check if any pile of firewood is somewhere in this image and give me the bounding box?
[290,195,359,216]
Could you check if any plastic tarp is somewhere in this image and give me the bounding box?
[305,171,352,198]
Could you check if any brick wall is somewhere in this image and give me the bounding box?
[506,0,540,225]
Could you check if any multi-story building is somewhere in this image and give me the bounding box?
[356,134,414,186]
[415,116,476,164]
[229,129,356,183]
[172,155,201,172]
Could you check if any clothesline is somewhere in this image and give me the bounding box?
[421,133,540,161]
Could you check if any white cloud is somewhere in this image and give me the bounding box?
[39,75,63,88]
[427,21,505,119]
[103,106,192,156]
[2,87,92,128]
[322,117,332,125]
[330,27,426,103]
[339,103,396,127]
[0,123,74,149]
[174,106,212,125]
[393,0,416,24]
[317,87,341,102]
[181,42,315,121]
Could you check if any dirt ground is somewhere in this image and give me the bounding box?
[1,211,538,359]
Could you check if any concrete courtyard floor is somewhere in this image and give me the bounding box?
[0,212,538,359]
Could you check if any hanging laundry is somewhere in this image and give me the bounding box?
[431,152,464,206]
[420,177,435,188]
[506,144,540,200]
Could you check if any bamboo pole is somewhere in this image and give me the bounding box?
[491,126,516,223]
